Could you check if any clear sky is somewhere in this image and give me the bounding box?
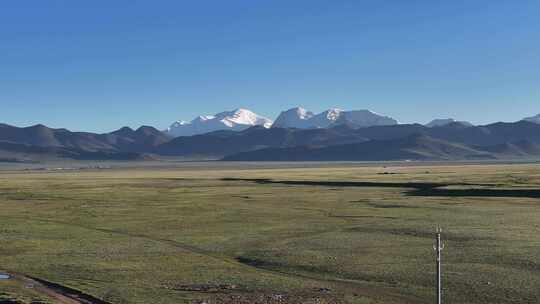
[1,1,539,133]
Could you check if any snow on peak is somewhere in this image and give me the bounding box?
[322,108,343,121]
[293,107,314,119]
[426,118,473,128]
[308,108,344,128]
[168,106,398,135]
[272,107,315,128]
[167,108,273,137]
[273,107,397,129]
[195,115,215,122]
[169,121,190,128]
[215,108,272,128]
[337,110,398,127]
[523,114,540,124]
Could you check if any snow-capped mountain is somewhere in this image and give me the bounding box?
[426,119,473,128]
[272,107,397,129]
[308,108,344,128]
[336,110,399,128]
[272,107,315,129]
[167,108,273,137]
[523,114,540,124]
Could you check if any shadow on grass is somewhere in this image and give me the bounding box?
[408,188,540,198]
[222,178,540,199]
[222,178,447,189]
[28,276,112,304]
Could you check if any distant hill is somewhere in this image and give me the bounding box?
[348,121,540,146]
[221,121,540,161]
[105,126,171,152]
[0,124,169,161]
[481,140,540,158]
[0,141,149,162]
[156,125,368,157]
[0,124,170,152]
[427,121,540,146]
[222,135,494,161]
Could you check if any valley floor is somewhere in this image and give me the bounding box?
[1,162,539,303]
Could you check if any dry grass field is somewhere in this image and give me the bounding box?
[1,162,540,303]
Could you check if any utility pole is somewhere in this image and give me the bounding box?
[434,226,445,304]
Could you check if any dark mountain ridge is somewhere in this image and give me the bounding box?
[222,121,540,161]
[156,125,368,157]
[222,134,495,161]
[0,124,169,161]
[2,120,540,162]
[352,121,540,146]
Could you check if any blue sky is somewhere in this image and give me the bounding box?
[1,1,539,132]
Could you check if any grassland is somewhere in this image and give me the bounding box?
[1,162,540,303]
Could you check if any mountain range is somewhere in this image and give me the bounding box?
[221,121,540,161]
[272,107,398,129]
[1,108,540,163]
[165,107,480,137]
[165,107,478,137]
[166,107,400,137]
[166,108,273,137]
[222,134,495,161]
[0,123,169,162]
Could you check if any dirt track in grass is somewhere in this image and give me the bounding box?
[4,271,110,304]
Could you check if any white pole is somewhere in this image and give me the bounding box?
[434,226,444,304]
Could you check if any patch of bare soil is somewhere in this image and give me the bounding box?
[192,291,342,304]
[5,272,109,304]
[164,283,241,293]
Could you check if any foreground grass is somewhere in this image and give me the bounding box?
[0,163,539,303]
